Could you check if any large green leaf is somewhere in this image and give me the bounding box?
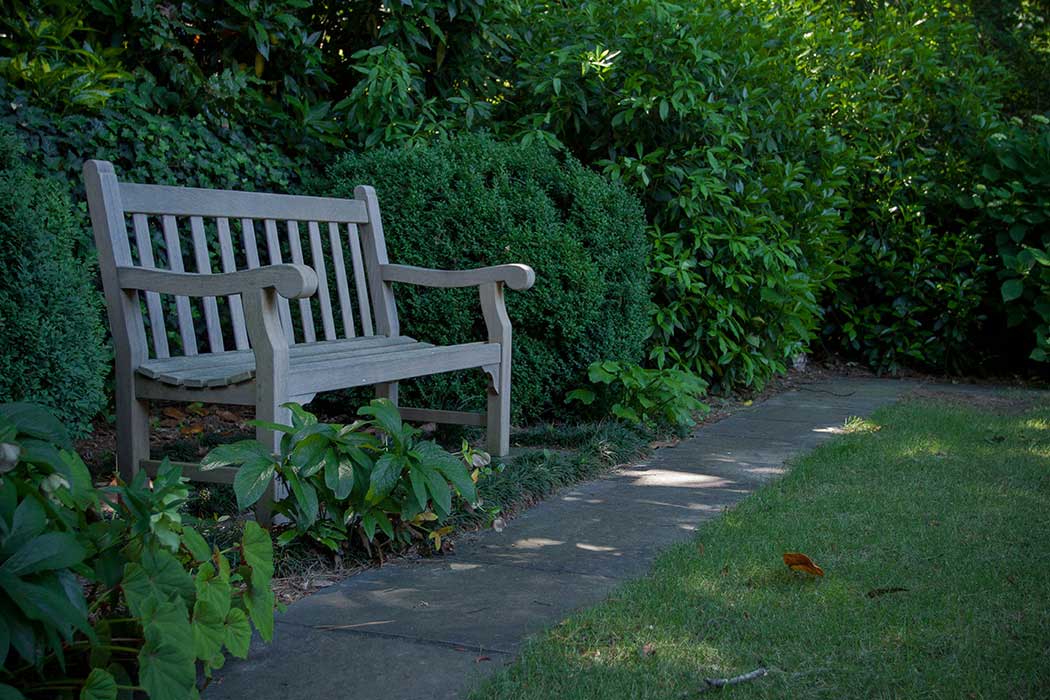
[137,598,196,700]
[423,469,452,517]
[290,433,330,477]
[232,458,277,510]
[0,403,71,449]
[1002,278,1024,302]
[224,607,251,658]
[121,549,194,618]
[241,521,274,588]
[192,598,226,660]
[419,441,477,503]
[285,471,319,529]
[324,451,354,500]
[244,583,275,642]
[0,571,90,638]
[0,683,26,700]
[358,399,402,439]
[181,526,211,562]
[194,560,231,618]
[368,453,402,502]
[1,496,47,557]
[1,532,85,576]
[80,667,117,700]
[200,440,273,470]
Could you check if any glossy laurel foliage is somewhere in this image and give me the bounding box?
[202,400,479,555]
[325,135,650,420]
[0,402,276,700]
[567,361,709,430]
[0,127,106,435]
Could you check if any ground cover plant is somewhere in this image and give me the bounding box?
[469,394,1050,699]
[0,402,276,700]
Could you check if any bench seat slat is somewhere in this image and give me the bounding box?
[135,338,498,392]
[136,335,425,386]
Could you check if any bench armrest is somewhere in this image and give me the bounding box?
[380,263,535,291]
[116,264,318,299]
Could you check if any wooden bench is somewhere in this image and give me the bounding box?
[84,160,534,505]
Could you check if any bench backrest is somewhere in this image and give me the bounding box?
[84,160,400,362]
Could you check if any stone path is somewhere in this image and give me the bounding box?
[207,377,921,699]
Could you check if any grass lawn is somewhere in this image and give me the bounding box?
[470,394,1050,699]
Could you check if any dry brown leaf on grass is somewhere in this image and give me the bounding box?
[783,552,824,576]
[162,407,186,420]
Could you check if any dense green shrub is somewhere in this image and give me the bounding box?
[325,135,650,419]
[964,116,1050,362]
[0,402,275,699]
[0,127,106,435]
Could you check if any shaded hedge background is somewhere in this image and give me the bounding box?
[325,135,650,420]
[1,0,1049,430]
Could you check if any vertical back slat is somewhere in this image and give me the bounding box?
[328,222,355,338]
[132,214,170,358]
[308,222,336,341]
[263,219,295,344]
[286,221,316,343]
[242,218,261,268]
[190,216,225,353]
[161,215,199,355]
[347,223,374,336]
[217,217,250,350]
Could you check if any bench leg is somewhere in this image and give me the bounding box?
[115,383,149,482]
[485,366,511,458]
[375,382,399,406]
[254,397,289,527]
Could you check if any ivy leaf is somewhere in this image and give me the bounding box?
[80,667,118,700]
[192,598,226,661]
[224,608,252,658]
[121,549,194,618]
[137,598,196,700]
[241,521,274,589]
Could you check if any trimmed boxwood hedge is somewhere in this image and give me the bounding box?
[0,127,107,434]
[325,135,650,421]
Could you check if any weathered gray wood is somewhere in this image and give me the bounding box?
[328,222,355,338]
[308,222,337,341]
[131,214,170,358]
[347,223,373,336]
[89,160,531,509]
[84,160,150,479]
[119,182,369,223]
[117,264,318,299]
[263,219,295,343]
[355,186,398,336]
[481,282,513,456]
[217,217,250,350]
[160,214,199,356]
[381,263,536,291]
[398,407,486,427]
[287,221,316,343]
[190,216,225,353]
[290,342,501,395]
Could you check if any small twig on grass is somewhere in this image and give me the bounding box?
[700,667,768,693]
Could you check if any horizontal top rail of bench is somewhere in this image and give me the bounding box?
[118,182,370,223]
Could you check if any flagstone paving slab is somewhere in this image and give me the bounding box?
[206,377,924,700]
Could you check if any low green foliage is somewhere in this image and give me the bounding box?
[0,127,106,436]
[568,362,709,429]
[325,135,650,419]
[470,395,1050,699]
[0,402,275,699]
[202,400,478,554]
[965,116,1050,362]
